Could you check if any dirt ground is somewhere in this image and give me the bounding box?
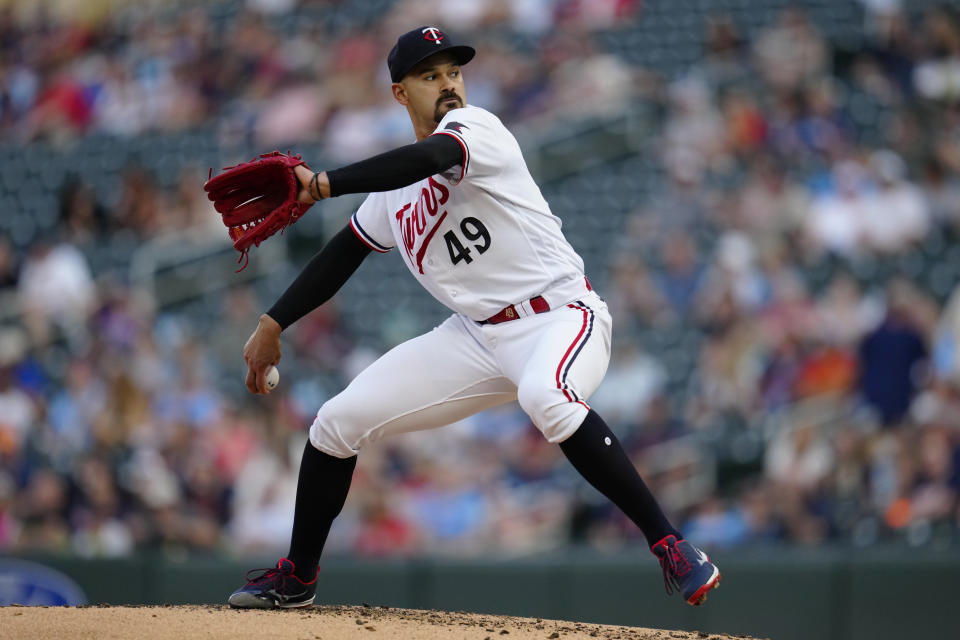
[0,604,760,640]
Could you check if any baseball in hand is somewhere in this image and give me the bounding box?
[265,365,280,390]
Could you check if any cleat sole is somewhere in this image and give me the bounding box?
[278,597,315,609]
[228,593,315,609]
[686,569,721,607]
[692,579,720,606]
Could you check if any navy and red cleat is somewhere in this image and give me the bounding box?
[651,535,721,606]
[228,558,317,609]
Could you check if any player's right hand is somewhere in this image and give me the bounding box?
[244,313,283,394]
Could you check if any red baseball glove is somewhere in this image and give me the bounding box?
[204,151,315,269]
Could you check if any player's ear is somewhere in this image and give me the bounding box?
[392,82,408,106]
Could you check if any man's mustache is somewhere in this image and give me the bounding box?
[438,92,462,105]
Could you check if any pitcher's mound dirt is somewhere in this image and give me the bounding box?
[0,604,760,640]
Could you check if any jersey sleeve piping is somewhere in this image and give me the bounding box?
[431,131,469,182]
[350,213,392,253]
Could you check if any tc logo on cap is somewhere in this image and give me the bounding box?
[422,27,444,44]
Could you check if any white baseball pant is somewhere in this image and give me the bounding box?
[310,291,612,458]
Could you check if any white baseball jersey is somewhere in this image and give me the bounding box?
[311,105,611,459]
[349,105,587,321]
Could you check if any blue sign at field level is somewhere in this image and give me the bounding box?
[0,559,87,606]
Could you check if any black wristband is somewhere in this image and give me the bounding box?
[310,170,323,200]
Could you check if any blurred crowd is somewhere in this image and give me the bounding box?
[0,0,639,159]
[597,0,960,550]
[2,0,960,560]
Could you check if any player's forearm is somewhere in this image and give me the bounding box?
[266,224,372,330]
[307,134,463,198]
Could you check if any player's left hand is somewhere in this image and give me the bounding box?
[243,314,283,394]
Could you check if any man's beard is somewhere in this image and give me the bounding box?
[434,92,463,123]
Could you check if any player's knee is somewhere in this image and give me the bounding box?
[309,399,364,459]
[516,380,547,417]
[516,380,585,443]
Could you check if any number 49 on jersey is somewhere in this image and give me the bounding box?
[444,217,490,265]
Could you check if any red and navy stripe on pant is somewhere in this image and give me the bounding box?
[555,300,595,409]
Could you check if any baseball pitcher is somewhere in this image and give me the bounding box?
[208,26,721,610]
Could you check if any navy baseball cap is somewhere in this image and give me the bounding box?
[387,26,475,83]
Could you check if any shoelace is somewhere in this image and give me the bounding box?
[657,546,682,595]
[244,566,290,587]
[233,199,305,274]
[235,248,251,273]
